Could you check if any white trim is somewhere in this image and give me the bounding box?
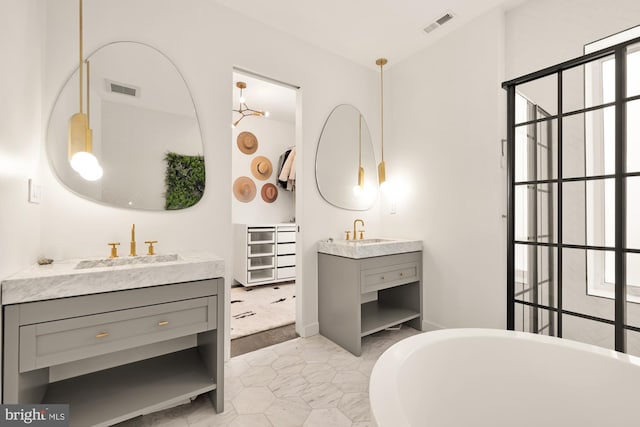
[585,25,640,54]
[421,319,445,332]
[296,321,319,338]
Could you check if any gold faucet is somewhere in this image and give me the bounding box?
[353,219,365,241]
[108,242,120,258]
[130,224,137,257]
[144,240,158,256]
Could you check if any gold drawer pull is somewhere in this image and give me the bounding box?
[95,332,109,339]
[158,321,169,326]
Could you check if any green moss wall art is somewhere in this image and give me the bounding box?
[164,152,205,210]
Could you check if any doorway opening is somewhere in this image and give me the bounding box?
[229,69,299,356]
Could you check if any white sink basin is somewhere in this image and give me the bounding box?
[75,253,179,269]
[346,238,394,244]
[317,238,422,259]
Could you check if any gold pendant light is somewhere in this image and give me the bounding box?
[232,81,270,128]
[376,58,388,192]
[353,114,365,195]
[68,0,102,181]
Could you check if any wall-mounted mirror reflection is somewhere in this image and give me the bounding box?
[47,41,204,210]
[315,104,377,210]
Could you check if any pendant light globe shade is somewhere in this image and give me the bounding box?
[70,151,103,181]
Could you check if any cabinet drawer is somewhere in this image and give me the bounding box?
[277,255,296,267]
[248,229,275,244]
[278,243,296,255]
[277,231,296,243]
[248,256,274,270]
[248,268,275,283]
[19,297,216,372]
[248,243,274,257]
[361,262,419,293]
[277,266,296,280]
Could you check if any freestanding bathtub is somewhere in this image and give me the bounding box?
[370,328,640,427]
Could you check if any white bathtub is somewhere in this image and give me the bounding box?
[370,328,640,427]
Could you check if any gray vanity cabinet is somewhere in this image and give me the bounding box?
[318,251,423,356]
[2,278,224,427]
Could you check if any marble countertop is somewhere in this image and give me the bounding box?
[317,238,423,259]
[1,251,225,305]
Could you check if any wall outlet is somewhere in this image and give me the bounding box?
[28,179,42,204]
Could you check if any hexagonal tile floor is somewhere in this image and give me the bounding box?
[114,326,420,426]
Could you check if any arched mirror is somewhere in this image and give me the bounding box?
[47,41,204,210]
[315,104,377,210]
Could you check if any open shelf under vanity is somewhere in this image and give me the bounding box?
[44,348,215,426]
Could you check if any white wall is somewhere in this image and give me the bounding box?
[232,117,295,225]
[101,101,201,210]
[35,0,382,348]
[505,0,640,79]
[0,0,44,401]
[0,0,44,280]
[382,8,507,330]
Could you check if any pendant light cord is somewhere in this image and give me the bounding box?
[358,114,362,167]
[79,0,83,114]
[379,61,384,162]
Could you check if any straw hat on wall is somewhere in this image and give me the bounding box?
[233,176,256,202]
[237,131,258,154]
[261,183,278,203]
[251,156,273,180]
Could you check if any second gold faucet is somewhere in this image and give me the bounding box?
[352,218,365,240]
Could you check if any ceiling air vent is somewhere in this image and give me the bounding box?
[106,79,140,98]
[423,12,454,34]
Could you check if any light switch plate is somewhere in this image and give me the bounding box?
[28,179,42,204]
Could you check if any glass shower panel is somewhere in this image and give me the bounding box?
[625,329,640,357]
[514,244,557,310]
[515,74,558,124]
[626,254,640,327]
[514,184,557,244]
[563,314,614,349]
[626,177,640,249]
[627,100,640,173]
[562,179,613,247]
[562,107,615,178]
[515,303,556,336]
[562,54,615,113]
[563,248,614,321]
[514,120,557,183]
[628,43,640,98]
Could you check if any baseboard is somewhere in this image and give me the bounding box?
[422,319,446,332]
[297,321,319,338]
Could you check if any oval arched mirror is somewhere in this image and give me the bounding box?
[315,104,377,210]
[47,41,204,210]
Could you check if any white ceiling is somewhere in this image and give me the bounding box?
[216,0,522,69]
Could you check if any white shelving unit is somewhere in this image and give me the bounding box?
[234,224,297,286]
